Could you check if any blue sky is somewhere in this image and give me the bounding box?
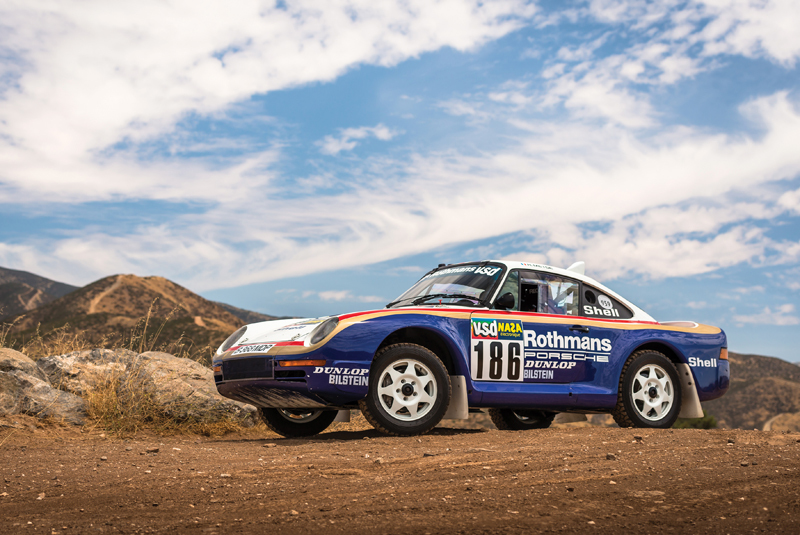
[1,1,799,361]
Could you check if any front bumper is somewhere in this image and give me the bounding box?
[213,354,371,408]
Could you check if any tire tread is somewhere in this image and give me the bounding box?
[358,343,450,437]
[612,349,680,428]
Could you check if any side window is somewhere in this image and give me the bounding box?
[519,271,580,315]
[582,286,633,319]
[495,270,519,311]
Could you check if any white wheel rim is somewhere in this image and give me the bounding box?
[377,358,438,422]
[631,364,674,421]
[278,409,322,423]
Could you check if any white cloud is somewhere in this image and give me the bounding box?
[537,0,800,126]
[686,301,707,309]
[0,0,535,203]
[733,286,765,294]
[1,1,799,294]
[317,124,401,156]
[315,290,385,303]
[5,91,799,290]
[733,304,800,326]
[438,99,488,118]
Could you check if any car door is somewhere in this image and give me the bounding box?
[469,270,625,406]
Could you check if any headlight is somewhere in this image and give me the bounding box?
[307,317,339,346]
[218,326,247,355]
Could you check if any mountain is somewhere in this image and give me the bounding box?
[0,266,78,319]
[214,301,285,324]
[702,352,800,430]
[3,274,278,360]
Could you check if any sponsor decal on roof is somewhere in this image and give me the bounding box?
[422,265,501,280]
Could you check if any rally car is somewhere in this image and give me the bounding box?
[212,260,729,437]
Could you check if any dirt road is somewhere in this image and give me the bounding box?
[2,416,800,534]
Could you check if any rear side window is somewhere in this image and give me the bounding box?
[582,286,633,319]
[519,271,580,315]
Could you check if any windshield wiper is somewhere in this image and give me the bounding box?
[411,293,482,306]
[385,296,417,308]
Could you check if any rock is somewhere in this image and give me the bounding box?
[263,443,277,448]
[38,349,256,426]
[37,349,137,396]
[632,490,665,498]
[0,348,48,382]
[0,369,86,424]
[606,453,617,461]
[146,447,159,453]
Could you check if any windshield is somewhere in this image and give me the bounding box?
[387,264,505,308]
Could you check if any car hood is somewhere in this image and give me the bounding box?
[232,316,333,347]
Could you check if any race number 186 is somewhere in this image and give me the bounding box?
[470,340,523,382]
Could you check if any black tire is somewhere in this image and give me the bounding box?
[489,409,555,430]
[258,408,337,438]
[358,343,450,436]
[612,350,682,429]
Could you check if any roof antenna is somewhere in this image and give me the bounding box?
[566,261,585,275]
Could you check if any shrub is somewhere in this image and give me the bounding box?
[673,410,718,429]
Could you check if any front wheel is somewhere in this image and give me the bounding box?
[489,409,555,430]
[359,343,450,436]
[258,408,337,437]
[612,350,682,428]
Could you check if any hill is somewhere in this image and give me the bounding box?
[214,301,285,324]
[702,352,800,430]
[3,274,277,361]
[0,266,78,319]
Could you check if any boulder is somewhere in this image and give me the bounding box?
[0,348,48,381]
[38,349,256,426]
[37,348,136,396]
[0,368,86,424]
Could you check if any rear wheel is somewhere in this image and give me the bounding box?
[489,409,555,430]
[612,350,682,428]
[258,408,337,437]
[359,343,450,436]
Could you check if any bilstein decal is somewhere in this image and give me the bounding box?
[313,366,369,386]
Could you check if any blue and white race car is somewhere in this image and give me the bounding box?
[212,260,729,437]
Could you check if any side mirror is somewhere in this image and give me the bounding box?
[495,292,515,310]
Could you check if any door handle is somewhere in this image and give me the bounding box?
[569,325,590,333]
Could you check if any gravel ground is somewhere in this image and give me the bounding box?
[2,415,800,534]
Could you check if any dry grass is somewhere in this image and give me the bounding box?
[84,369,245,437]
[1,303,248,438]
[3,299,218,364]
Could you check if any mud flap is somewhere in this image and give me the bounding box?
[677,363,703,418]
[334,410,351,422]
[443,375,468,420]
